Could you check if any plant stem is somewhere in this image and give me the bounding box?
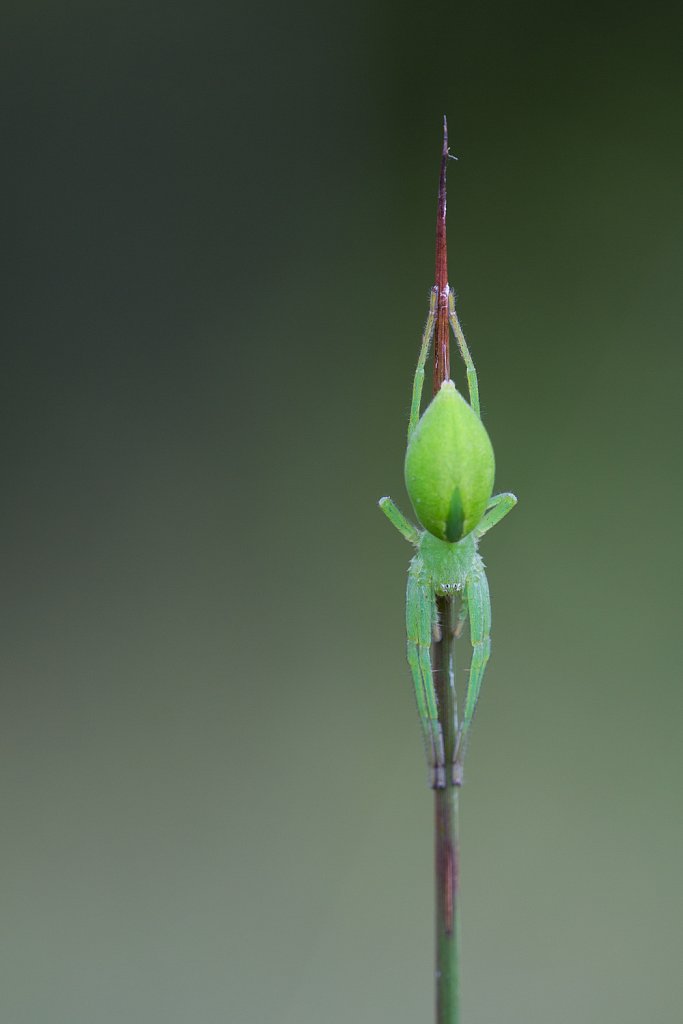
[433,118,461,1024]
[434,116,450,389]
[434,596,461,1024]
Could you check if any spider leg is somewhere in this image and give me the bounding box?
[448,289,480,418]
[474,492,517,540]
[454,565,491,781]
[431,590,443,643]
[408,286,438,441]
[378,497,420,545]
[406,562,446,788]
[453,589,469,639]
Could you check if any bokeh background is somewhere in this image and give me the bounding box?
[2,2,682,1021]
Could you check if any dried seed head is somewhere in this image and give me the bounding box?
[405,380,494,542]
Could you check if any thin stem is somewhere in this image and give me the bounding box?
[435,789,460,1021]
[434,596,461,1024]
[432,118,461,1024]
[434,115,450,393]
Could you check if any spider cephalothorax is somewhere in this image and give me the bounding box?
[416,531,478,595]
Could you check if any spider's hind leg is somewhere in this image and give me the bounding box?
[474,493,517,539]
[408,286,438,442]
[448,290,480,417]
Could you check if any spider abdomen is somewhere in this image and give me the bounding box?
[405,380,494,542]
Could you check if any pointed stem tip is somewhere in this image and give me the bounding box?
[434,116,450,394]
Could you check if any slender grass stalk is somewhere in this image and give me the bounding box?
[378,116,517,1024]
[433,119,461,1024]
[434,596,460,1023]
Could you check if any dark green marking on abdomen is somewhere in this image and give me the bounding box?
[445,487,464,542]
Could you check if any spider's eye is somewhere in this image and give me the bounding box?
[405,380,494,542]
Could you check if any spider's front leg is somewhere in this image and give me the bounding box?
[453,589,469,639]
[454,564,491,781]
[406,562,446,789]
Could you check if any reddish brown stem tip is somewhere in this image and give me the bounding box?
[434,116,451,394]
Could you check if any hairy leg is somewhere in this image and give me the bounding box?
[378,497,420,545]
[474,492,517,539]
[454,567,491,780]
[431,592,442,643]
[447,289,480,418]
[406,564,446,788]
[408,286,438,441]
[453,589,469,639]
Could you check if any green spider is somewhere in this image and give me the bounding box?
[379,286,517,789]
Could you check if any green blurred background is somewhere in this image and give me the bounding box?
[2,1,682,1021]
